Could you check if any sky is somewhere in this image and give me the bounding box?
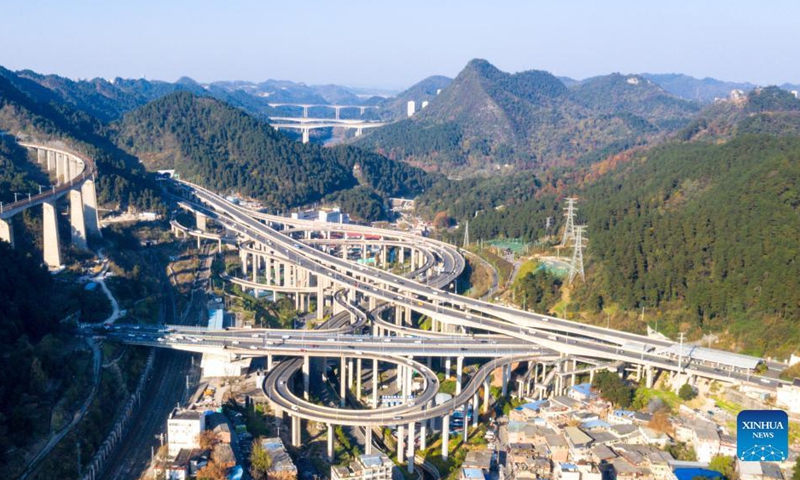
[1,0,798,90]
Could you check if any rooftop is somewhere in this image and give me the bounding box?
[461,468,485,480]
[673,468,723,480]
[657,344,762,370]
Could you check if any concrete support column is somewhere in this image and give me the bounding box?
[442,415,450,460]
[340,356,346,407]
[292,415,301,447]
[483,380,490,414]
[365,427,373,454]
[303,355,310,400]
[356,358,362,400]
[69,189,87,249]
[456,356,464,395]
[327,424,334,460]
[420,412,427,451]
[56,153,64,184]
[81,179,101,237]
[267,354,273,372]
[42,200,62,269]
[471,393,479,427]
[301,128,310,144]
[347,359,354,388]
[196,212,207,231]
[0,218,14,248]
[463,404,469,441]
[397,424,405,463]
[445,357,451,379]
[407,422,415,473]
[372,359,379,407]
[501,365,509,396]
[646,366,654,388]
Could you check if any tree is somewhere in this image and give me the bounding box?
[647,411,673,434]
[708,455,737,480]
[678,383,696,401]
[198,430,220,450]
[251,438,273,480]
[792,455,800,480]
[196,460,227,480]
[592,371,634,408]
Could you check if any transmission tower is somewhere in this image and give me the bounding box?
[568,225,587,285]
[463,221,470,248]
[560,197,578,247]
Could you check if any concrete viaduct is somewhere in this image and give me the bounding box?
[0,143,101,269]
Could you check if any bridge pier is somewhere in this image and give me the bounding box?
[483,379,490,414]
[340,356,346,407]
[69,189,88,249]
[356,358,362,400]
[81,179,100,238]
[442,414,450,460]
[372,359,379,407]
[301,128,310,144]
[303,355,310,400]
[646,366,654,388]
[327,423,334,460]
[397,424,405,463]
[501,364,509,396]
[365,427,373,454]
[407,421,415,473]
[43,199,62,269]
[472,393,479,427]
[292,415,301,447]
[456,356,464,395]
[445,357,451,379]
[0,218,14,247]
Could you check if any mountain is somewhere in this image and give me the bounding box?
[642,73,758,103]
[114,92,436,219]
[678,86,800,141]
[418,88,800,356]
[356,59,699,175]
[0,67,164,213]
[376,75,453,120]
[642,72,800,104]
[14,69,204,121]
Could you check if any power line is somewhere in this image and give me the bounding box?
[463,220,470,248]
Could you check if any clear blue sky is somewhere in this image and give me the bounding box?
[1,0,797,89]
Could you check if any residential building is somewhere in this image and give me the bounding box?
[168,409,206,458]
[737,460,785,480]
[776,379,800,413]
[554,462,581,480]
[569,383,598,402]
[464,450,493,474]
[331,452,394,480]
[691,421,720,462]
[262,437,298,480]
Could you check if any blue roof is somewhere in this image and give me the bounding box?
[208,308,224,330]
[228,465,243,480]
[571,383,596,397]
[581,419,611,429]
[461,468,485,480]
[515,400,548,411]
[84,282,98,291]
[612,409,635,417]
[673,469,723,480]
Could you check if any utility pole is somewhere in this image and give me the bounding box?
[560,198,577,247]
[567,225,586,285]
[677,332,686,387]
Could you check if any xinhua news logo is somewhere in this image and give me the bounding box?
[737,409,788,462]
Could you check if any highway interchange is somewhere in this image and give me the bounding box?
[103,177,786,464]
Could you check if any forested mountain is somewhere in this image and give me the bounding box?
[114,92,436,218]
[642,72,800,104]
[356,59,699,175]
[376,75,453,120]
[0,68,164,213]
[679,86,800,141]
[419,89,800,356]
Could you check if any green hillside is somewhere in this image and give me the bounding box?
[356,59,699,175]
[114,92,436,217]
